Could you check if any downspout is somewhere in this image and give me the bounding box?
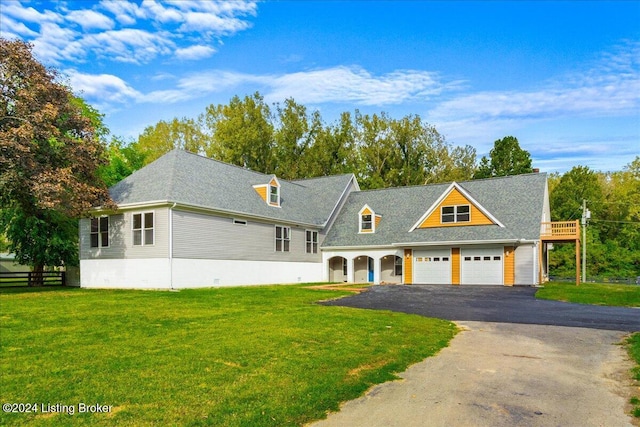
[169,203,176,290]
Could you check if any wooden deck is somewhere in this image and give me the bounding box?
[541,220,580,241]
[540,220,581,285]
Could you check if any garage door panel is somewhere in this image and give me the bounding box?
[461,247,503,285]
[413,250,451,284]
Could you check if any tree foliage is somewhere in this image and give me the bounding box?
[548,158,640,279]
[474,136,533,178]
[0,38,113,277]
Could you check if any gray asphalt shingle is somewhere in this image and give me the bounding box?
[109,149,355,227]
[322,173,547,247]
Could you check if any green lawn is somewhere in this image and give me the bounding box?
[535,281,640,308]
[0,285,456,426]
[536,281,640,418]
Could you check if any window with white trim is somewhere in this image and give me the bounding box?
[394,256,403,276]
[361,214,372,231]
[90,216,109,248]
[133,212,154,246]
[275,226,290,252]
[306,230,318,254]
[441,205,470,223]
[269,185,280,205]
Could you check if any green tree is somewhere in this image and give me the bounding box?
[99,137,146,187]
[0,39,113,283]
[203,92,274,173]
[136,117,206,166]
[272,98,311,180]
[474,136,533,178]
[303,111,357,178]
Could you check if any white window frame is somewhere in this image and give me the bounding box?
[394,256,403,276]
[305,230,318,254]
[441,205,470,223]
[360,214,373,232]
[132,211,155,246]
[90,216,109,248]
[269,184,280,206]
[275,225,290,252]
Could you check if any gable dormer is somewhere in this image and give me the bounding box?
[359,204,381,233]
[410,182,504,231]
[253,176,281,207]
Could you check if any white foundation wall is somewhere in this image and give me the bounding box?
[80,259,171,289]
[170,259,323,288]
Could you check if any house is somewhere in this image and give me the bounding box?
[322,173,555,286]
[80,149,571,289]
[79,149,358,288]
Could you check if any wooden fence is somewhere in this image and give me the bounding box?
[0,271,66,287]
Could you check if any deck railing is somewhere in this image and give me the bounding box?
[541,220,580,239]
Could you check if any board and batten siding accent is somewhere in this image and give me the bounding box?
[515,244,535,285]
[417,188,494,228]
[451,248,461,285]
[79,209,169,260]
[504,246,515,286]
[171,210,323,263]
[403,249,413,284]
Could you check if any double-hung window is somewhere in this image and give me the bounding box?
[306,230,318,254]
[90,216,109,248]
[361,214,372,231]
[441,205,470,223]
[269,185,280,205]
[275,226,290,252]
[394,256,403,276]
[133,212,154,246]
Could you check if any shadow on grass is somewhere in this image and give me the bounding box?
[0,285,77,295]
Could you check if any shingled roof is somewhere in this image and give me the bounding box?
[322,172,548,247]
[109,149,356,227]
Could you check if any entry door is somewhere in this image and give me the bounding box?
[368,258,374,282]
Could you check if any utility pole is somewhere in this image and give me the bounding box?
[581,199,590,283]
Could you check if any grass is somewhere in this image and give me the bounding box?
[536,282,640,418]
[535,281,640,308]
[0,285,456,426]
[627,333,640,418]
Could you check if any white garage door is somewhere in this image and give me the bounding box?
[461,247,503,285]
[413,250,451,284]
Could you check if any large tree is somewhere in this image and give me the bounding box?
[203,92,274,173]
[474,136,533,178]
[0,38,113,283]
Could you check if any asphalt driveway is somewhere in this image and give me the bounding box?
[320,284,640,332]
[313,285,639,426]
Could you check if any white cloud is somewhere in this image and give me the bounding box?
[66,10,115,31]
[3,0,257,65]
[66,70,141,105]
[0,14,39,37]
[99,0,142,26]
[175,44,216,60]
[1,2,61,25]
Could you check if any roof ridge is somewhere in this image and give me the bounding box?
[175,149,274,180]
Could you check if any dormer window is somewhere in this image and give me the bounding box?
[270,184,279,205]
[441,205,470,223]
[359,205,380,233]
[361,214,372,231]
[253,176,281,207]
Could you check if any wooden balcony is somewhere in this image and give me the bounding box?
[541,220,580,242]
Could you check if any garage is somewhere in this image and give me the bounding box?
[413,249,451,284]
[461,247,503,285]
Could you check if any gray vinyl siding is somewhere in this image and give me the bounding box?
[515,244,535,284]
[172,210,323,263]
[79,208,169,260]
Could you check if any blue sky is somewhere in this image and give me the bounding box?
[1,1,638,173]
